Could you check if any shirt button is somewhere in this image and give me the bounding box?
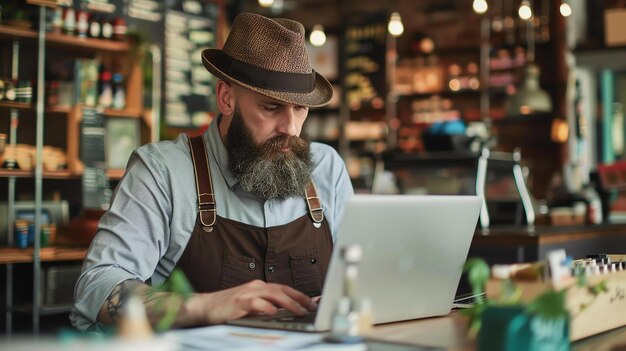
[311,258,318,264]
[267,266,276,273]
[248,262,256,270]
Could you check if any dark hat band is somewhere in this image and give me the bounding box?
[211,51,316,94]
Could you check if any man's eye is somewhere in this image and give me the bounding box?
[295,106,308,112]
[264,105,279,112]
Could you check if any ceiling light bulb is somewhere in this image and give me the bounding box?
[388,12,404,37]
[560,3,572,17]
[258,0,274,8]
[518,1,532,20]
[473,0,488,14]
[309,25,326,47]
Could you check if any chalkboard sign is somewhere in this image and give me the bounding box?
[343,14,387,120]
[164,1,218,128]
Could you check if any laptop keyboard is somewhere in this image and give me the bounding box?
[265,312,317,324]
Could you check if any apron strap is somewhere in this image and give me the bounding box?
[305,181,324,224]
[188,135,216,232]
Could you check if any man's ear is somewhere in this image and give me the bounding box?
[216,80,235,116]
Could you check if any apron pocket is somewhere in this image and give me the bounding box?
[220,252,262,290]
[290,249,322,297]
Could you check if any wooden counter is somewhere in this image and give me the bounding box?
[470,223,626,264]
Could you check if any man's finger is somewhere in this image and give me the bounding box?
[258,289,309,316]
[247,297,279,316]
[278,285,317,311]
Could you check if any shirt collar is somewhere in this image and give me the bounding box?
[206,114,239,190]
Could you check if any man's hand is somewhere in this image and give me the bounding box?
[98,279,317,329]
[186,280,317,325]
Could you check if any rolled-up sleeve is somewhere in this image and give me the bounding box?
[71,145,173,330]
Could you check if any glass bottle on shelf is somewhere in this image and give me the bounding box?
[101,18,113,40]
[76,10,89,38]
[112,73,126,109]
[63,7,76,35]
[98,70,113,108]
[89,15,101,38]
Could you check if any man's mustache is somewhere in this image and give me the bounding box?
[261,135,309,153]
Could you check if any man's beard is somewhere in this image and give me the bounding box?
[224,108,314,201]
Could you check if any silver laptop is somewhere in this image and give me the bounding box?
[228,195,482,331]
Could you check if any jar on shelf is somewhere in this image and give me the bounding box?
[14,220,29,249]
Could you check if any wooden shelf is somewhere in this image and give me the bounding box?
[47,105,72,114]
[0,247,87,265]
[0,101,72,115]
[46,32,129,52]
[103,108,143,118]
[574,47,626,70]
[0,101,32,110]
[12,304,74,316]
[0,25,129,52]
[107,169,125,180]
[392,89,482,99]
[0,169,75,179]
[0,25,37,40]
[0,102,140,117]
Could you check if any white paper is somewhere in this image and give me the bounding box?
[164,325,367,351]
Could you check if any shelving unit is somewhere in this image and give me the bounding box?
[0,3,154,335]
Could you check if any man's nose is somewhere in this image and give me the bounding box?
[276,108,299,136]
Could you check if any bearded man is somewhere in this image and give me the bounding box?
[71,12,353,331]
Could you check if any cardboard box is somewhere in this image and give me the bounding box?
[605,9,626,47]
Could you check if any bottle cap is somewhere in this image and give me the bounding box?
[112,73,123,83]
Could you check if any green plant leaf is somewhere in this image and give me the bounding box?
[459,302,487,338]
[589,280,608,295]
[499,279,522,304]
[526,289,568,320]
[463,258,490,299]
[168,269,194,299]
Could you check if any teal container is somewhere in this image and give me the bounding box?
[478,306,569,351]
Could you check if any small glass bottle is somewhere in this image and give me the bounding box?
[51,7,63,33]
[112,73,125,109]
[76,10,89,38]
[98,71,113,108]
[101,18,113,40]
[63,7,76,35]
[113,18,127,41]
[89,15,101,38]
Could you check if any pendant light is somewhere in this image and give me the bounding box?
[388,12,404,37]
[518,0,532,20]
[560,2,572,17]
[309,25,326,47]
[505,0,552,116]
[473,0,489,15]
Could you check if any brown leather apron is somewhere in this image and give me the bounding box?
[173,135,333,297]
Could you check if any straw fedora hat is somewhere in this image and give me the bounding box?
[202,13,333,108]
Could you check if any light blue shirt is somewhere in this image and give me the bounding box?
[71,117,354,330]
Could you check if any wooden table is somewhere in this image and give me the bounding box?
[365,312,626,350]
